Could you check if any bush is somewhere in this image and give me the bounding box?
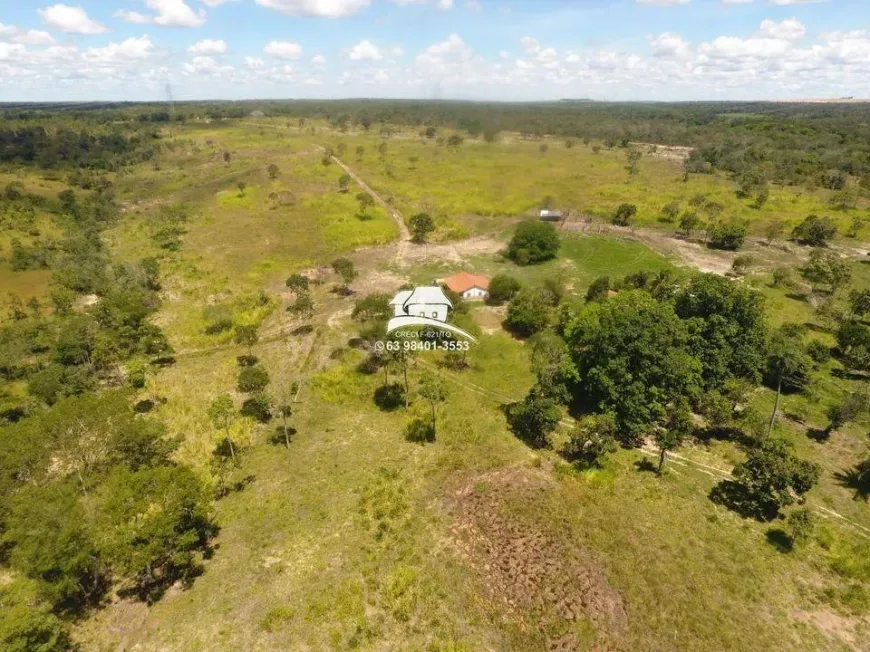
[805,340,832,364]
[585,276,610,303]
[505,390,561,449]
[731,255,754,276]
[611,203,637,226]
[792,214,837,246]
[237,366,270,393]
[504,289,551,337]
[374,383,405,411]
[507,221,560,265]
[709,221,748,250]
[240,394,272,422]
[787,508,816,547]
[487,274,521,305]
[405,417,435,443]
[562,414,617,469]
[771,267,795,288]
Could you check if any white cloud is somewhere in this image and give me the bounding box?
[115,0,207,28]
[264,40,304,59]
[520,36,540,55]
[83,36,154,63]
[0,42,27,60]
[416,33,473,65]
[311,54,327,66]
[188,39,227,54]
[390,0,453,7]
[721,0,753,4]
[769,0,822,4]
[245,56,265,69]
[466,0,483,11]
[183,55,233,75]
[759,18,806,40]
[254,0,371,17]
[344,39,383,61]
[0,23,57,45]
[37,4,106,34]
[199,0,235,5]
[636,0,691,4]
[650,32,692,58]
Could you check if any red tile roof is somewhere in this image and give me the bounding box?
[444,272,490,294]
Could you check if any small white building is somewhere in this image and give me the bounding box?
[389,286,453,322]
[444,272,490,301]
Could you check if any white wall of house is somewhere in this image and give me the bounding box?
[407,303,449,322]
[461,287,488,300]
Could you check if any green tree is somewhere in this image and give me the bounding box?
[765,219,786,244]
[800,249,852,294]
[612,203,636,226]
[765,326,813,438]
[418,373,447,437]
[661,201,680,223]
[352,293,391,322]
[425,126,437,139]
[792,214,837,247]
[505,288,551,337]
[529,331,576,402]
[787,508,816,547]
[0,579,72,652]
[208,394,237,463]
[237,366,270,394]
[409,212,435,243]
[91,465,215,600]
[487,274,521,305]
[285,273,310,292]
[655,398,694,473]
[507,221,560,265]
[678,211,702,238]
[564,290,702,446]
[836,320,870,372]
[826,389,869,435]
[356,192,374,217]
[505,389,562,449]
[3,481,105,609]
[585,276,611,303]
[356,145,365,160]
[237,181,247,196]
[338,174,351,192]
[331,258,358,290]
[446,134,464,150]
[848,289,870,318]
[716,439,820,520]
[709,221,748,251]
[562,414,617,469]
[267,163,279,179]
[234,324,258,357]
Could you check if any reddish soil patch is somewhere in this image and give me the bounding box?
[446,467,627,650]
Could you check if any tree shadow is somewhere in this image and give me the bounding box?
[765,528,793,553]
[803,322,830,335]
[291,324,314,336]
[806,427,831,442]
[830,368,870,382]
[786,293,809,303]
[634,458,658,474]
[834,461,870,501]
[268,426,297,446]
[695,425,755,448]
[236,355,259,367]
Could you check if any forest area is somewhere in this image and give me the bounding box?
[1,100,869,651]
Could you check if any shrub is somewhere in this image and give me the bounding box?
[240,394,272,422]
[405,417,435,443]
[237,366,270,393]
[787,508,816,547]
[771,267,795,288]
[709,221,748,250]
[374,383,405,411]
[505,289,551,337]
[507,221,560,265]
[792,215,837,247]
[805,340,832,364]
[504,390,561,449]
[611,203,637,226]
[585,276,610,303]
[487,274,521,305]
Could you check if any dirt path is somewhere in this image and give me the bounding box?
[314,145,412,264]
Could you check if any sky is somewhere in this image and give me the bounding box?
[1,0,869,102]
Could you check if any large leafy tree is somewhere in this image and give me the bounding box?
[504,288,551,337]
[674,273,767,388]
[505,389,562,449]
[564,290,702,446]
[507,221,560,265]
[714,439,820,520]
[90,465,215,600]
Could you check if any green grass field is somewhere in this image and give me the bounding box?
[3,119,870,650]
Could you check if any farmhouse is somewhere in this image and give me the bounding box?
[390,286,453,322]
[444,272,490,301]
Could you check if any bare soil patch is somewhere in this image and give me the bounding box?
[790,608,868,652]
[446,467,627,650]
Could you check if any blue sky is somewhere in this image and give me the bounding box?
[1,0,869,102]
